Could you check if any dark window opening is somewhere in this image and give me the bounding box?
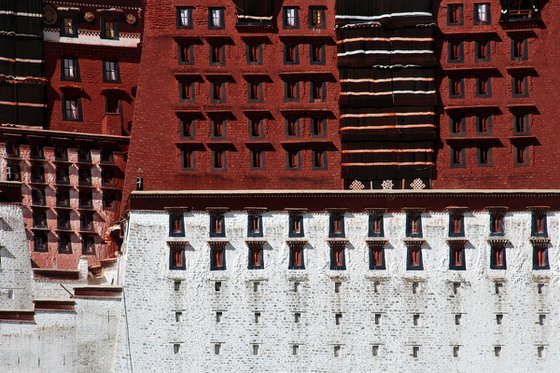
[490,246,506,269]
[369,247,386,270]
[213,150,225,169]
[248,245,264,269]
[31,188,46,206]
[34,233,48,252]
[82,235,95,255]
[57,212,71,230]
[56,190,70,207]
[170,247,186,270]
[330,247,346,270]
[210,246,226,270]
[58,234,72,254]
[407,246,423,270]
[33,211,47,229]
[450,247,466,270]
[210,214,225,237]
[169,214,185,237]
[289,246,305,269]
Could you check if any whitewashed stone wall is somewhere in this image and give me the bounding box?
[116,208,560,373]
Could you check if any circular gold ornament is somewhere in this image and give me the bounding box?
[126,13,137,25]
[43,4,58,25]
[84,12,95,23]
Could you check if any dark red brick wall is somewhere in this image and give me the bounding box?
[434,1,560,188]
[123,0,342,203]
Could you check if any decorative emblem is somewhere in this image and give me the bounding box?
[410,178,426,190]
[349,180,365,190]
[126,13,137,25]
[381,180,394,190]
[43,4,58,25]
[84,12,95,22]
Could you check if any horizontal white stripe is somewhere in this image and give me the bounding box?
[343,149,434,154]
[238,15,273,21]
[336,12,433,21]
[44,30,141,48]
[372,64,422,68]
[338,49,433,57]
[341,77,434,83]
[0,57,43,64]
[341,112,434,118]
[341,124,436,130]
[341,90,436,96]
[342,161,434,166]
[0,101,46,108]
[0,10,42,17]
[338,37,433,44]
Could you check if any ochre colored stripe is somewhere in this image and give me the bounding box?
[0,101,47,108]
[341,90,436,96]
[341,77,434,83]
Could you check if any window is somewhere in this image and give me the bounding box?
[82,235,95,255]
[210,246,226,270]
[60,17,77,37]
[247,213,263,237]
[5,142,19,158]
[170,247,186,270]
[330,247,346,270]
[478,147,492,166]
[101,18,118,40]
[211,81,226,103]
[101,168,116,186]
[284,44,299,64]
[209,8,225,29]
[514,114,529,134]
[251,150,264,169]
[369,246,386,270]
[246,44,262,64]
[30,143,44,159]
[214,343,221,355]
[455,314,462,325]
[287,150,300,170]
[210,44,225,65]
[369,214,384,237]
[312,150,327,169]
[78,148,91,162]
[58,234,71,254]
[475,40,490,61]
[6,163,20,181]
[449,246,466,270]
[449,214,465,237]
[289,245,305,269]
[34,233,48,252]
[531,213,547,237]
[412,346,420,358]
[31,188,45,206]
[476,76,491,97]
[182,150,195,170]
[102,191,117,209]
[489,213,504,236]
[105,95,120,114]
[213,150,226,169]
[211,119,226,138]
[407,246,423,270]
[474,4,491,24]
[311,118,326,137]
[177,7,193,29]
[169,214,185,237]
[293,345,299,355]
[62,96,82,121]
[248,244,264,269]
[311,81,326,102]
[490,245,506,269]
[406,214,423,238]
[283,7,299,28]
[210,213,225,237]
[512,76,528,97]
[329,213,345,238]
[515,145,529,165]
[30,166,45,183]
[448,4,463,25]
[178,42,194,64]
[372,345,380,357]
[285,81,299,101]
[80,212,94,231]
[310,44,325,64]
[78,167,91,185]
[512,39,527,60]
[181,118,195,139]
[286,118,300,137]
[449,78,464,98]
[448,41,463,62]
[249,118,263,138]
[179,81,195,102]
[33,211,47,228]
[289,214,304,237]
[494,346,501,357]
[309,7,325,29]
[103,61,120,82]
[477,114,492,134]
[248,81,263,102]
[61,58,79,81]
[533,246,549,270]
[450,116,465,136]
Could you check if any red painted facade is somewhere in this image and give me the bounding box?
[122,0,342,201]
[434,0,559,188]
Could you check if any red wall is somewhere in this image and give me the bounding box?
[123,0,342,203]
[434,1,560,188]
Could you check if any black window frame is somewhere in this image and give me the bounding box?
[58,233,72,254]
[476,114,493,135]
[210,246,226,270]
[288,215,304,238]
[284,80,300,102]
[246,43,263,65]
[61,57,80,81]
[447,4,464,25]
[533,246,550,270]
[60,16,78,37]
[474,3,491,24]
[477,146,493,167]
[490,245,507,269]
[210,214,226,237]
[178,42,195,65]
[310,43,326,65]
[476,76,492,98]
[100,17,119,40]
[283,7,300,29]
[475,40,491,62]
[248,245,264,269]
[449,77,464,98]
[531,213,548,237]
[406,214,423,238]
[62,95,83,122]
[330,247,346,270]
[181,149,195,170]
[176,7,193,29]
[406,246,424,270]
[448,41,464,63]
[450,115,466,136]
[289,246,305,270]
[309,7,326,29]
[34,232,49,252]
[209,44,226,66]
[329,213,345,238]
[512,75,529,98]
[449,246,466,270]
[286,150,301,170]
[169,247,186,270]
[102,61,121,83]
[179,80,195,102]
[169,213,185,237]
[369,246,386,270]
[247,214,263,237]
[449,214,465,237]
[208,7,225,30]
[284,44,300,65]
